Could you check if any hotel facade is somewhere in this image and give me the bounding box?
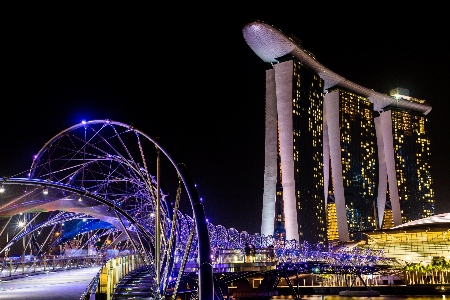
[243,21,434,244]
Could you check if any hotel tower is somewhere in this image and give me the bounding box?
[243,21,434,243]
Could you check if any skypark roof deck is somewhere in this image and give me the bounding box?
[242,21,432,115]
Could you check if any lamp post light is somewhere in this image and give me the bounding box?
[5,232,9,259]
[18,217,26,259]
[17,216,27,274]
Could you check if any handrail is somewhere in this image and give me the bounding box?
[0,255,103,278]
[80,274,100,300]
[79,254,144,300]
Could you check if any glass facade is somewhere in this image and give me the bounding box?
[323,88,379,241]
[266,57,433,244]
[326,196,339,241]
[381,202,394,229]
[274,144,286,240]
[335,89,378,238]
[381,180,395,229]
[291,60,326,244]
[389,108,434,222]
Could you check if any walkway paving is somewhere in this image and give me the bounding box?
[113,267,153,299]
[0,266,101,300]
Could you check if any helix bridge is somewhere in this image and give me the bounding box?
[0,120,402,300]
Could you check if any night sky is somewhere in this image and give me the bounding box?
[2,7,449,235]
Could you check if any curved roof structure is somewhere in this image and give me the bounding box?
[391,212,450,231]
[361,213,450,263]
[242,21,432,115]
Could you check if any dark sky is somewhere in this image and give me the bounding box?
[2,7,449,235]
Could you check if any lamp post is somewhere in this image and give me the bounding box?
[155,147,161,299]
[18,212,30,258]
[5,232,9,259]
[18,215,26,274]
[18,219,25,258]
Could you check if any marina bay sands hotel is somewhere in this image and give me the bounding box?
[242,21,434,244]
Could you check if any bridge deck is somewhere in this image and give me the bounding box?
[176,261,278,273]
[0,266,101,300]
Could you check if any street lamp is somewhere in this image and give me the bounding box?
[17,215,26,259]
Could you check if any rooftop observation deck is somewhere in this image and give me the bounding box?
[242,21,432,115]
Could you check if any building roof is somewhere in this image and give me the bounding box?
[392,212,450,230]
[242,21,432,115]
[360,213,450,264]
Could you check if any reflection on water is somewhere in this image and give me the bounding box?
[298,296,448,300]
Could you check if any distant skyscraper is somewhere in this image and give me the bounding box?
[243,21,433,243]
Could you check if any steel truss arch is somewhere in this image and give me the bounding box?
[0,119,212,299]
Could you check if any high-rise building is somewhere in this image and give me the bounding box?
[262,57,326,244]
[375,88,434,226]
[243,21,434,243]
[324,88,379,242]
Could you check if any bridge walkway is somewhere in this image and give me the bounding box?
[0,265,101,300]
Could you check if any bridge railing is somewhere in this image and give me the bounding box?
[80,254,144,300]
[0,255,103,278]
[172,248,277,271]
[212,248,276,264]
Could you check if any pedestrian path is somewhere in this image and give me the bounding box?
[113,267,153,299]
[0,266,101,300]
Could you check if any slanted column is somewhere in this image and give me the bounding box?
[324,91,350,242]
[274,60,299,241]
[261,68,278,237]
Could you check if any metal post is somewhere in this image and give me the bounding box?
[176,163,213,299]
[97,264,109,300]
[22,214,26,260]
[5,232,8,260]
[156,147,161,298]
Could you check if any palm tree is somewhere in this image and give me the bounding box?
[430,256,446,284]
[403,262,415,285]
[417,262,425,284]
[407,262,422,285]
[403,263,410,284]
[425,263,434,284]
[435,256,447,283]
[444,258,450,284]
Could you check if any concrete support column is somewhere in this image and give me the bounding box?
[375,115,387,227]
[274,61,299,241]
[377,111,402,226]
[261,68,278,237]
[324,91,350,241]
